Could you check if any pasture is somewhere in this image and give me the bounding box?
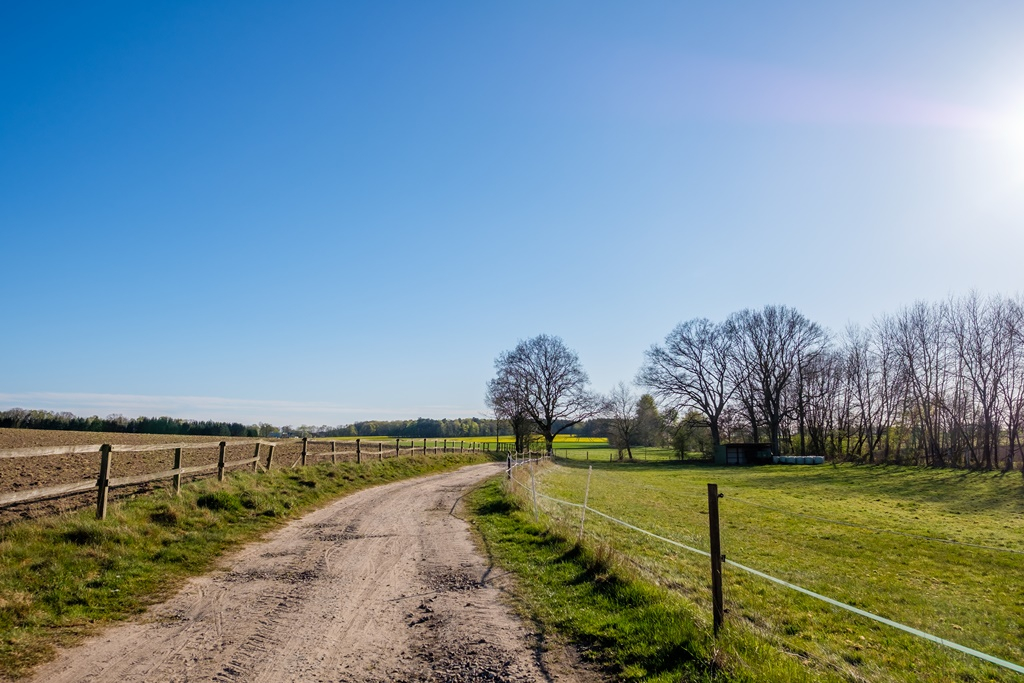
[505,459,1024,682]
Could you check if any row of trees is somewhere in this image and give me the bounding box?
[2,411,534,441]
[310,417,503,438]
[637,294,1024,470]
[0,409,260,437]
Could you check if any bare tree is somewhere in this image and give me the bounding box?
[638,318,736,449]
[729,305,827,458]
[605,382,641,459]
[946,292,1016,469]
[494,334,601,454]
[888,302,953,466]
[485,367,533,454]
[997,296,1024,471]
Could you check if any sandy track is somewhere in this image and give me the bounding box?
[30,463,583,683]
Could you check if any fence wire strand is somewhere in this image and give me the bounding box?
[507,460,1024,676]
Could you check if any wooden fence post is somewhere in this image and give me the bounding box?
[506,454,511,479]
[434,439,437,454]
[443,439,447,453]
[253,442,260,472]
[301,437,308,467]
[461,440,464,453]
[218,441,227,481]
[172,447,183,494]
[578,465,593,541]
[331,440,336,464]
[356,438,361,464]
[378,441,382,461]
[530,458,538,521]
[708,483,725,635]
[396,438,400,457]
[423,438,427,455]
[96,444,112,520]
[267,444,276,470]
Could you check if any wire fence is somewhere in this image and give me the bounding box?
[503,455,1024,677]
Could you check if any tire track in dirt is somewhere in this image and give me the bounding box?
[27,463,593,683]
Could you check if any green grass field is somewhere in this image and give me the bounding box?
[496,459,1024,682]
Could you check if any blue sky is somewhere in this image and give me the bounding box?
[3,1,1024,426]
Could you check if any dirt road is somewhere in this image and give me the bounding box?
[30,463,585,682]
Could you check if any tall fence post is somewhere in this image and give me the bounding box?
[578,465,593,542]
[356,438,361,464]
[96,444,112,520]
[506,454,511,479]
[443,439,447,453]
[708,483,725,635]
[378,441,382,461]
[396,438,400,458]
[301,437,308,467]
[530,458,538,522]
[460,440,464,453]
[218,441,227,481]
[434,439,437,454]
[331,440,336,464]
[423,438,427,455]
[253,442,261,472]
[172,446,183,494]
[267,444,276,470]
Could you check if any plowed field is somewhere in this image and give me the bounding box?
[0,429,346,522]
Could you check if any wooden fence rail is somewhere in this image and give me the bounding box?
[0,439,279,518]
[0,438,493,520]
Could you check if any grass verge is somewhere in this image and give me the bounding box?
[0,452,490,679]
[467,478,821,683]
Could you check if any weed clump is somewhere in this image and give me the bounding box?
[60,524,108,546]
[149,505,180,526]
[196,492,243,512]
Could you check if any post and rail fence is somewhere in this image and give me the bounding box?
[0,437,493,521]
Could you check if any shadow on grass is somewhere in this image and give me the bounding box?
[552,455,1024,514]
[470,481,718,682]
[736,464,1024,513]
[552,454,714,474]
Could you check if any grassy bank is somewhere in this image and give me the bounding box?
[492,460,1023,682]
[467,479,819,682]
[0,451,490,679]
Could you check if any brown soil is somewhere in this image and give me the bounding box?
[0,429,374,523]
[25,463,598,682]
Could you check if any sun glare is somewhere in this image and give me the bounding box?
[978,103,1024,186]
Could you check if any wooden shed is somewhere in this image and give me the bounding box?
[713,443,773,466]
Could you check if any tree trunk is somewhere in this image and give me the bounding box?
[709,419,722,448]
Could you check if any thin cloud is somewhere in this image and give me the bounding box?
[0,392,485,425]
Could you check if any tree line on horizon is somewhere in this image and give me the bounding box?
[0,409,609,442]
[0,409,260,438]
